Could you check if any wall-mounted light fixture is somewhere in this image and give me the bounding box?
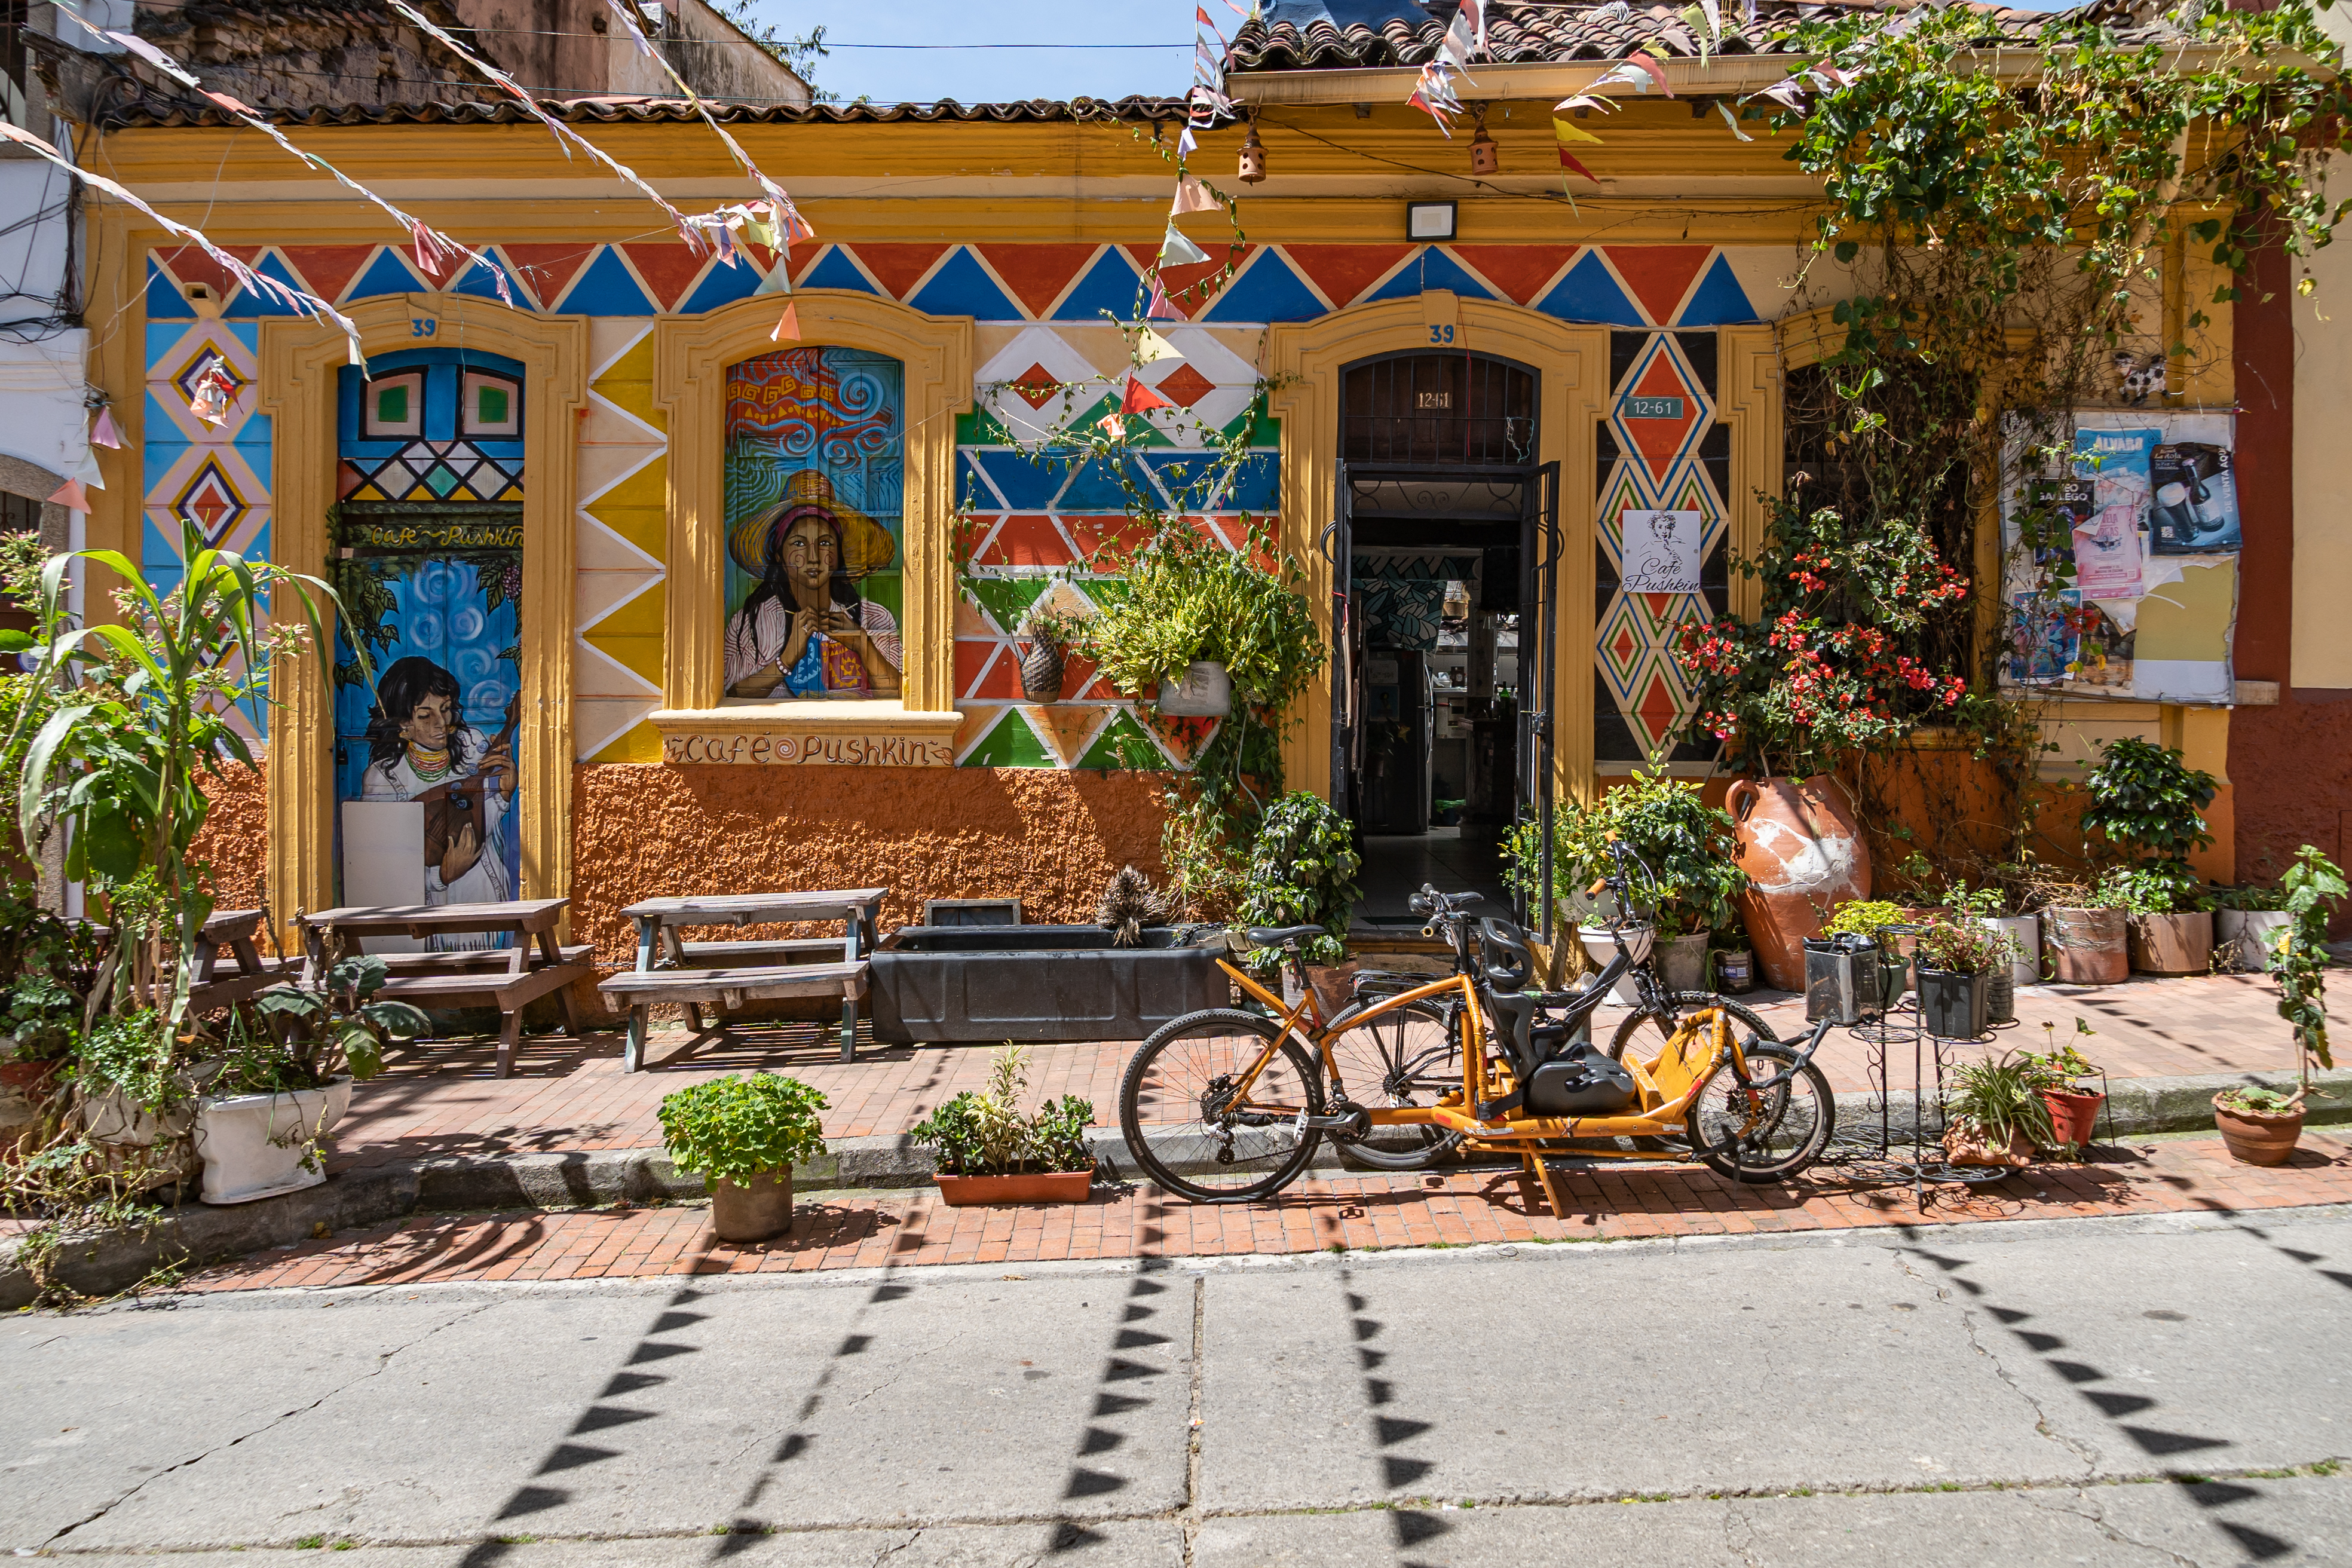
[1407,201,1457,241]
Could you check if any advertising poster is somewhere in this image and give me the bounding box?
[2069,427,2157,596]
[2151,442,2242,554]
[1618,509,1705,593]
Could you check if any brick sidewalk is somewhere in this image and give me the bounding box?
[194,1130,2352,1294]
[326,970,2332,1177]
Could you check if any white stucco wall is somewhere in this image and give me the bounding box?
[2294,10,2352,689]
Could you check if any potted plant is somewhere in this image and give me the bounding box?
[1943,1049,2056,1168]
[1238,791,1361,1009]
[2022,1021,2105,1152]
[2080,737,2217,976]
[2213,881,2291,973]
[1913,917,2018,1042]
[2214,846,2344,1165]
[1674,495,1970,990]
[1804,899,1910,1022]
[71,1007,198,1190]
[1016,600,1084,705]
[201,957,425,1205]
[1078,528,1322,721]
[1940,878,2038,1018]
[657,1070,830,1242]
[910,1045,1096,1205]
[2039,874,2131,987]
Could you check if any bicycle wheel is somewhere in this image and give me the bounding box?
[1686,1040,1835,1184]
[1606,994,1782,1152]
[1320,998,1468,1172]
[1118,1009,1325,1203]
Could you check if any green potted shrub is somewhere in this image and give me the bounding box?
[2213,881,2290,973]
[1079,529,1322,719]
[2021,1022,2105,1152]
[1943,1049,2056,1168]
[909,1046,1096,1205]
[2039,873,2130,987]
[2215,846,2344,1165]
[658,1070,831,1241]
[1913,917,2019,1042]
[2081,737,2218,976]
[1939,877,2038,1012]
[1237,791,1361,1010]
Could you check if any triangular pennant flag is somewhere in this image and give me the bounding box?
[1098,409,1126,440]
[47,479,89,513]
[1135,327,1183,363]
[1716,100,1754,142]
[755,256,794,296]
[1121,376,1175,414]
[1171,173,1221,215]
[1557,147,1599,183]
[1159,223,1211,268]
[90,406,123,449]
[70,445,104,488]
[188,363,236,426]
[1552,116,1602,145]
[1147,282,1184,321]
[770,301,800,342]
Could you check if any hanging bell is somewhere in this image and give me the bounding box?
[1469,124,1499,176]
[1238,123,1267,185]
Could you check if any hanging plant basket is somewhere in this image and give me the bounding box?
[1156,660,1232,718]
[1019,641,1067,703]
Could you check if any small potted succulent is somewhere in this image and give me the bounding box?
[1943,1049,2056,1168]
[1016,601,1085,705]
[2080,737,2217,976]
[2215,846,2344,1165]
[911,1045,1096,1205]
[1912,917,2019,1042]
[657,1070,831,1242]
[2021,1021,2105,1152]
[2213,881,2290,973]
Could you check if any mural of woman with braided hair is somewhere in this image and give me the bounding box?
[724,470,902,697]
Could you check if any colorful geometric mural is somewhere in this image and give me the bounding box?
[141,240,1772,769]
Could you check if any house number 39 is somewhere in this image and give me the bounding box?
[410,318,438,338]
[1428,323,1456,344]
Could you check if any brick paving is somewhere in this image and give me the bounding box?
[189,1131,2352,1294]
[325,970,2335,1176]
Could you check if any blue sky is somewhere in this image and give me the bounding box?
[748,0,1198,106]
[747,0,2080,109]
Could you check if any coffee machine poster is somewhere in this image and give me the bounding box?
[2150,442,2241,555]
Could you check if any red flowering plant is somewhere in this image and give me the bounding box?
[1675,488,1970,779]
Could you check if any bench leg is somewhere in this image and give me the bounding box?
[624,1006,648,1072]
[497,1009,523,1079]
[555,979,581,1039]
[686,1002,708,1033]
[839,994,859,1064]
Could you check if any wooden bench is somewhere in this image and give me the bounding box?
[299,899,593,1079]
[182,908,304,1015]
[606,890,885,1069]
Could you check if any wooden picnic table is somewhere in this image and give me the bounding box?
[298,898,592,1079]
[605,889,886,1070]
[184,908,302,1015]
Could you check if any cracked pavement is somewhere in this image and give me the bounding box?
[4,1208,2350,1565]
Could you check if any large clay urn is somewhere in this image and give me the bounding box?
[1726,774,1873,991]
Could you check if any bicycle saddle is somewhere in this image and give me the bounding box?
[1244,924,1328,947]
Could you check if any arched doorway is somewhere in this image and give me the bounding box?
[1332,349,1558,929]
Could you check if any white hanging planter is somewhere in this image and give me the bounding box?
[1156,660,1232,718]
[1576,923,1655,1006]
[193,1077,353,1205]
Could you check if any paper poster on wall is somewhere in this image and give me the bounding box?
[1618,510,1704,593]
[2000,409,2239,703]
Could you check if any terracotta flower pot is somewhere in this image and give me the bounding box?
[1941,1124,2035,1168]
[2045,906,2127,985]
[2213,1094,2304,1166]
[710,1169,795,1242]
[1726,775,1871,991]
[934,1169,1095,1206]
[2042,1087,2103,1147]
[2129,911,2213,976]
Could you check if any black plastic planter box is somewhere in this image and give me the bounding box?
[869,925,1227,1044]
[1918,969,1989,1041]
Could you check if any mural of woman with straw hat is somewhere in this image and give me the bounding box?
[724,468,903,698]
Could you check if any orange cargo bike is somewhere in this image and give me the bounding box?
[1115,847,1838,1215]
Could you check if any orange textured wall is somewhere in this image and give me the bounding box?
[567,764,1173,965]
[191,760,272,912]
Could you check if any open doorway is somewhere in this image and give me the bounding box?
[1330,350,1558,934]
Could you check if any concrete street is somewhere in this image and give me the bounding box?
[5,1207,2350,1566]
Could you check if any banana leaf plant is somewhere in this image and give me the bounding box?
[5,517,351,1043]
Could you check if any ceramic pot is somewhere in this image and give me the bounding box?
[2213,1094,2304,1166]
[1576,923,1655,1004]
[1984,914,2040,990]
[2043,1088,2104,1148]
[2130,911,2213,976]
[934,1169,1095,1206]
[2045,907,2128,985]
[1658,932,1710,995]
[193,1076,353,1205]
[1941,1125,2035,1168]
[1019,641,1066,703]
[1156,660,1232,718]
[710,1169,795,1242]
[1726,775,1872,991]
[1918,969,1989,1042]
[2215,909,2290,973]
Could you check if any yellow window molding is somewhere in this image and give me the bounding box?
[1265,296,1609,804]
[258,296,587,938]
[653,292,972,724]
